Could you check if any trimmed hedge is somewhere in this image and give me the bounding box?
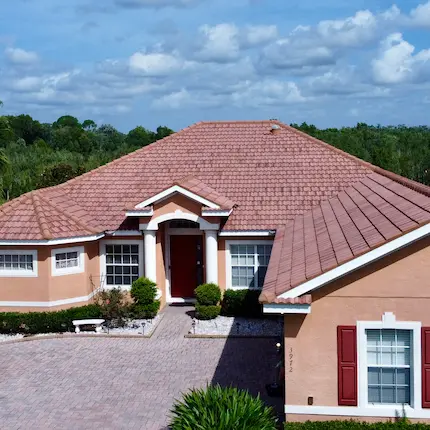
[221,289,262,317]
[130,277,161,318]
[195,304,221,320]
[195,283,221,306]
[284,420,429,429]
[0,304,102,335]
[132,301,161,319]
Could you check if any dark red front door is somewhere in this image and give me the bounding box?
[170,235,203,298]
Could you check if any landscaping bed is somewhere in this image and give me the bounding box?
[188,315,282,337]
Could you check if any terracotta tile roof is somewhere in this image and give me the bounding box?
[0,191,99,240]
[260,172,430,303]
[1,120,430,241]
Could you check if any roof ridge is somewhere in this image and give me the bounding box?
[31,192,53,240]
[37,193,100,235]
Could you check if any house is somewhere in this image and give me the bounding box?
[1,120,430,422]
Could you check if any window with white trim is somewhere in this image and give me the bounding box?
[366,329,411,405]
[0,250,37,277]
[52,246,84,276]
[230,244,272,289]
[105,244,140,286]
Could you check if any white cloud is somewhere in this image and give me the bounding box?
[409,1,430,28]
[10,76,42,92]
[129,52,188,76]
[263,39,335,69]
[316,10,378,48]
[5,47,39,65]
[231,79,306,106]
[372,33,430,84]
[197,23,240,62]
[243,25,278,46]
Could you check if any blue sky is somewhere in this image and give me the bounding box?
[0,0,429,132]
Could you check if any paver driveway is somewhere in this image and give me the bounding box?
[0,306,283,430]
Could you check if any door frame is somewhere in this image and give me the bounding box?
[165,228,203,303]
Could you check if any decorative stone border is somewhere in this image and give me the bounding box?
[0,313,164,345]
[186,315,283,338]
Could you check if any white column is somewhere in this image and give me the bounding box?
[144,230,157,283]
[205,230,218,284]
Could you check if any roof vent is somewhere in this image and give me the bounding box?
[270,124,281,134]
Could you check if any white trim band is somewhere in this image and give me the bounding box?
[280,222,430,299]
[0,290,98,308]
[202,209,233,217]
[219,230,275,237]
[263,304,311,314]
[0,233,105,246]
[135,185,220,209]
[125,210,154,217]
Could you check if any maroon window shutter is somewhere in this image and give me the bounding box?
[337,326,357,406]
[422,328,430,408]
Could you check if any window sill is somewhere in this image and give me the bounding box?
[52,267,84,277]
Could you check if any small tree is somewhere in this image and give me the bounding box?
[94,288,129,327]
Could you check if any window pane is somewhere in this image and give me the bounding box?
[12,255,18,263]
[106,276,114,285]
[231,255,238,265]
[238,245,247,254]
[106,245,113,254]
[232,276,240,286]
[396,386,410,404]
[381,387,395,404]
[123,276,131,285]
[131,245,138,253]
[397,331,411,347]
[381,330,396,347]
[396,369,410,386]
[123,245,130,253]
[114,266,122,275]
[368,368,380,385]
[381,350,395,365]
[106,255,113,264]
[114,276,122,284]
[247,245,254,254]
[114,245,121,254]
[367,348,379,365]
[67,252,78,259]
[5,255,11,262]
[239,256,247,265]
[132,276,139,283]
[367,330,380,347]
[368,387,381,403]
[230,245,238,255]
[381,368,395,385]
[397,348,410,366]
[19,255,26,263]
[131,255,139,264]
[106,266,113,275]
[123,266,131,275]
[232,267,239,277]
[132,266,139,275]
[114,255,122,264]
[247,256,254,265]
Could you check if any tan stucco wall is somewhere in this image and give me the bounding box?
[284,235,430,421]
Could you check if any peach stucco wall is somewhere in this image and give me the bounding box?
[284,235,430,422]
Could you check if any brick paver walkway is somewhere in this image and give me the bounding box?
[0,306,283,429]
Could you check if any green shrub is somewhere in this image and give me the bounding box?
[130,277,157,305]
[94,288,129,323]
[132,301,161,319]
[194,283,221,306]
[0,304,102,335]
[195,304,221,320]
[130,277,160,318]
[284,419,428,429]
[221,289,262,317]
[170,384,277,430]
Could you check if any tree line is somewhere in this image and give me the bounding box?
[0,110,173,203]
[0,107,429,205]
